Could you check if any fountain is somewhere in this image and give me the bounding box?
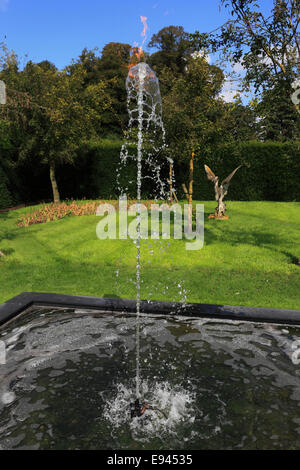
[1,297,300,449]
[118,60,171,409]
[1,40,300,450]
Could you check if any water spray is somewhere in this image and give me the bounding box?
[122,61,168,400]
[130,398,168,420]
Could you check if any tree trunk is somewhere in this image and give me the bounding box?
[187,153,194,233]
[169,161,173,202]
[182,153,195,233]
[49,161,60,204]
[188,153,194,205]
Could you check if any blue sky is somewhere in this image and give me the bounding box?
[0,0,273,69]
[0,0,275,102]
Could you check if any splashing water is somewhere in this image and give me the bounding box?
[117,62,170,200]
[116,62,190,429]
[117,62,172,399]
[103,379,196,443]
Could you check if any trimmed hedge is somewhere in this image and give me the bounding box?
[1,139,299,206]
[189,141,300,201]
[64,139,300,202]
[57,139,137,200]
[57,139,168,200]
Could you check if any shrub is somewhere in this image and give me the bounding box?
[0,166,13,210]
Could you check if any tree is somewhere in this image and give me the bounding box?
[257,78,300,140]
[162,55,227,227]
[148,26,192,77]
[98,42,132,134]
[191,0,300,139]
[221,101,259,141]
[163,56,225,157]
[1,55,112,202]
[66,48,102,86]
[0,121,14,210]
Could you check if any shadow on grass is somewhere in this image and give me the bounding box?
[204,225,280,247]
[0,217,17,256]
[126,206,297,266]
[282,251,300,266]
[0,211,18,244]
[203,216,300,267]
[0,229,17,243]
[0,248,14,256]
[0,211,11,220]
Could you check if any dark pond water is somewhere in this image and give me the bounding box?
[0,307,300,450]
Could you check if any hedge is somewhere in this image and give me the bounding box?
[0,139,299,207]
[56,139,137,200]
[0,166,13,209]
[57,139,169,200]
[188,141,300,202]
[65,139,300,202]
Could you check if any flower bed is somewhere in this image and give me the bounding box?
[17,200,159,227]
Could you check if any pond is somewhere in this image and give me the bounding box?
[0,306,300,450]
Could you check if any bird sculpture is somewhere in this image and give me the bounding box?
[204,164,242,219]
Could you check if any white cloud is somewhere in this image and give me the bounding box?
[191,50,211,63]
[232,60,245,74]
[233,55,272,73]
[220,89,239,102]
[220,78,240,103]
[260,55,273,66]
[0,0,9,12]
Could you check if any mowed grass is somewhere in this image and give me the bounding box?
[0,201,299,309]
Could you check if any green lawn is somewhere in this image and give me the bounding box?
[0,201,299,309]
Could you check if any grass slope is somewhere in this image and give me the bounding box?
[0,201,299,309]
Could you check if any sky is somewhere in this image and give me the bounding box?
[0,0,275,101]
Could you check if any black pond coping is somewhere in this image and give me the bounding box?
[1,292,300,327]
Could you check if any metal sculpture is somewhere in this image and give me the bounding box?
[204,164,242,219]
